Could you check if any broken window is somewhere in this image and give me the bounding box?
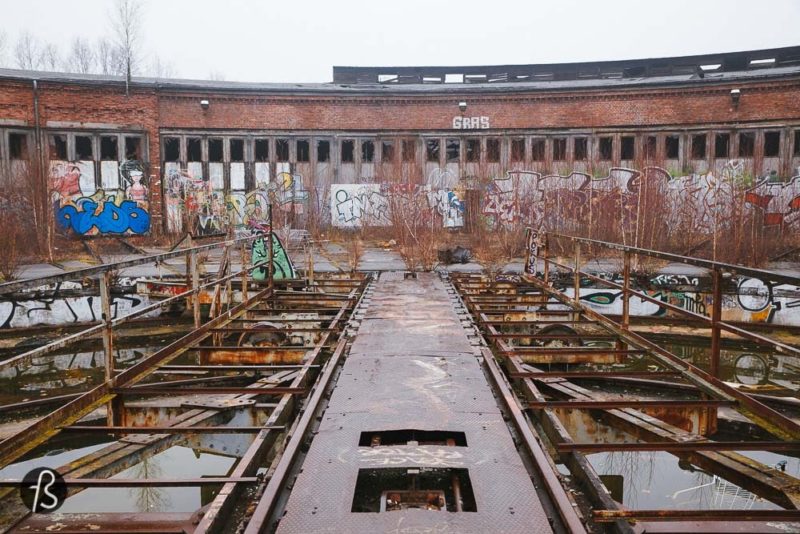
[187,138,202,162]
[598,137,613,161]
[552,138,567,161]
[276,139,290,162]
[465,138,480,162]
[531,139,545,161]
[255,139,269,162]
[691,134,706,159]
[162,137,178,162]
[296,139,310,162]
[426,139,440,162]
[49,134,67,160]
[341,140,355,163]
[739,132,755,157]
[230,139,244,162]
[573,137,587,160]
[511,138,525,162]
[208,138,223,162]
[486,138,500,162]
[382,140,395,162]
[125,137,142,160]
[445,138,459,162]
[317,140,330,162]
[764,131,780,157]
[9,133,28,160]
[620,136,635,160]
[402,139,415,162]
[362,140,375,163]
[665,135,679,159]
[715,133,730,158]
[645,136,657,159]
[72,135,91,160]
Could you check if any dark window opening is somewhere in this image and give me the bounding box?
[645,136,657,159]
[665,135,679,159]
[352,468,477,513]
[317,140,330,162]
[532,139,545,161]
[599,137,613,161]
[465,138,480,162]
[795,131,800,156]
[764,132,780,157]
[230,139,244,162]
[362,140,375,163]
[162,137,178,162]
[715,133,730,158]
[574,138,587,161]
[739,132,755,157]
[359,430,467,447]
[620,136,635,160]
[276,139,290,162]
[255,139,269,162]
[445,138,459,162]
[75,136,93,160]
[9,133,28,160]
[382,140,395,162]
[125,137,142,160]
[341,140,355,163]
[208,138,223,163]
[511,138,525,162]
[691,134,706,159]
[49,134,67,160]
[296,140,310,162]
[187,138,202,162]
[553,138,567,161]
[426,139,440,162]
[402,140,415,162]
[486,138,500,162]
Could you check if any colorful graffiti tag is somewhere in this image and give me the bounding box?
[51,160,150,236]
[251,232,297,280]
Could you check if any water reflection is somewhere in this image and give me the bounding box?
[588,451,789,510]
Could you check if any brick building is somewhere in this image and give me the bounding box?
[1,46,799,238]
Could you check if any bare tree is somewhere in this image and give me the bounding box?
[208,70,226,81]
[110,0,143,93]
[38,43,61,71]
[96,38,120,75]
[0,30,7,67]
[149,55,177,78]
[14,31,41,70]
[68,37,95,73]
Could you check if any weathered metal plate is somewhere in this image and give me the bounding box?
[276,273,552,533]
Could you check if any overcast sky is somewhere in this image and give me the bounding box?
[1,0,799,83]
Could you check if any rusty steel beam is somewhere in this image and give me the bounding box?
[158,364,320,371]
[529,399,733,409]
[60,425,285,434]
[504,347,647,355]
[0,477,260,488]
[558,441,800,452]
[592,509,800,522]
[511,370,681,379]
[114,386,306,396]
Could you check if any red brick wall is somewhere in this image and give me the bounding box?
[156,80,800,131]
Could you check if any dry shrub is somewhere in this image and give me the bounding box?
[387,188,446,272]
[0,212,20,281]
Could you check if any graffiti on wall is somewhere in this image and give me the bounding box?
[251,232,297,280]
[52,160,150,236]
[331,184,390,228]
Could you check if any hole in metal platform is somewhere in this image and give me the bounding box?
[351,467,477,513]
[359,430,467,447]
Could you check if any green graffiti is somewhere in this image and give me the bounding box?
[251,233,297,281]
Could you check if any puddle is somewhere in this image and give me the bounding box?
[587,451,787,510]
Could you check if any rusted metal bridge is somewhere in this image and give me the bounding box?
[0,230,797,533]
